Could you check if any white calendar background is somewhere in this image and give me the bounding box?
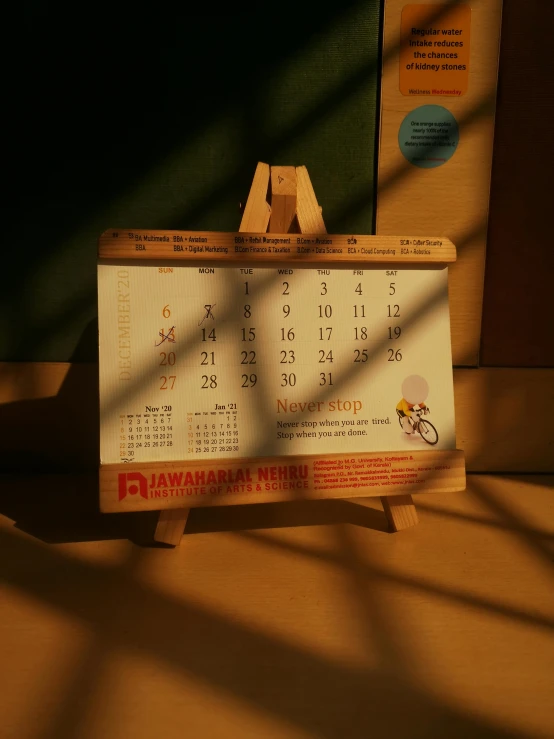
[98,262,456,465]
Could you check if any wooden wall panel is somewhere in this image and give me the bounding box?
[377,0,503,366]
[481,0,554,367]
[454,368,553,472]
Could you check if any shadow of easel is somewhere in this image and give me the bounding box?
[0,318,389,545]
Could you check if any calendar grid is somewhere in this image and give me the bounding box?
[99,263,456,466]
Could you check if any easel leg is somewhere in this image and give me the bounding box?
[381,495,419,531]
[296,165,327,233]
[240,162,271,231]
[154,508,190,546]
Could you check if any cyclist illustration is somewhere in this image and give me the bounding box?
[396,375,438,445]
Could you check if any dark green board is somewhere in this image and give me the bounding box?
[5,2,382,361]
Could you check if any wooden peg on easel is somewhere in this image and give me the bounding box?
[381,494,419,531]
[269,166,297,233]
[154,507,190,546]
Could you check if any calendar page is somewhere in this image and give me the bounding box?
[98,261,456,467]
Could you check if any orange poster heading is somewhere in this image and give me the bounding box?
[400,4,471,97]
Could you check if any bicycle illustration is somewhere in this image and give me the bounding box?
[397,406,439,445]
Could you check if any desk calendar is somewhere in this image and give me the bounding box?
[98,229,465,514]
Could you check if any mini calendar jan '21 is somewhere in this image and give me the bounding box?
[98,261,456,466]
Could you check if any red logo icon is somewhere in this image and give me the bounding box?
[118,472,148,501]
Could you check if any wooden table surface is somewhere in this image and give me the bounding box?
[1,474,553,739]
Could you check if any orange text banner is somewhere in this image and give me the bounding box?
[100,449,465,513]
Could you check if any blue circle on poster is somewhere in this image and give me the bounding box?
[398,105,459,168]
